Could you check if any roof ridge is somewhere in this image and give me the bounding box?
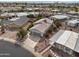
[64,31,73,46]
[74,34,79,50]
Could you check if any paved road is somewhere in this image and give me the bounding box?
[0,40,35,57]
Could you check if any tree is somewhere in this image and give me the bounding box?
[0,16,6,19]
[27,23,33,30]
[0,19,5,34]
[49,4,53,8]
[16,28,27,42]
[74,6,78,12]
[52,26,57,32]
[21,5,26,11]
[1,25,5,34]
[36,14,43,20]
[22,6,25,9]
[53,20,62,29]
[27,14,35,18]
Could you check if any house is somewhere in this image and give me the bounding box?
[26,8,33,12]
[1,7,22,12]
[51,15,69,21]
[1,12,16,18]
[67,19,79,27]
[16,12,39,17]
[68,15,79,19]
[67,11,79,15]
[49,30,79,56]
[29,18,53,39]
[52,10,61,14]
[16,12,28,17]
[4,16,29,28]
[8,17,20,21]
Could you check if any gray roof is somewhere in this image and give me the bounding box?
[4,16,29,26]
[52,15,69,20]
[16,12,39,16]
[74,35,79,53]
[67,11,79,14]
[49,30,79,53]
[30,18,53,37]
[49,30,64,45]
[67,19,79,24]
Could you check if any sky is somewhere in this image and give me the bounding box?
[0,0,79,3]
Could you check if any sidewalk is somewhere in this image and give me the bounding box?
[0,37,16,43]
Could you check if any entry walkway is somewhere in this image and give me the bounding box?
[40,45,52,55]
[22,33,42,57]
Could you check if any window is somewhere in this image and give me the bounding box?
[54,43,62,50]
[30,31,42,37]
[65,47,70,52]
[64,47,72,54]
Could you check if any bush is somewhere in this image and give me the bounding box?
[54,20,62,28]
[17,28,27,40]
[27,23,33,30]
[27,14,35,18]
[36,14,43,20]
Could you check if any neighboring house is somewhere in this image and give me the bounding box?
[67,11,79,15]
[1,12,16,18]
[8,17,20,22]
[52,10,61,15]
[26,8,33,12]
[4,16,29,28]
[68,15,79,19]
[16,12,28,17]
[49,30,79,56]
[33,18,52,25]
[26,8,40,11]
[29,18,53,39]
[1,7,22,12]
[51,15,69,21]
[1,12,39,18]
[67,19,79,27]
[16,12,39,17]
